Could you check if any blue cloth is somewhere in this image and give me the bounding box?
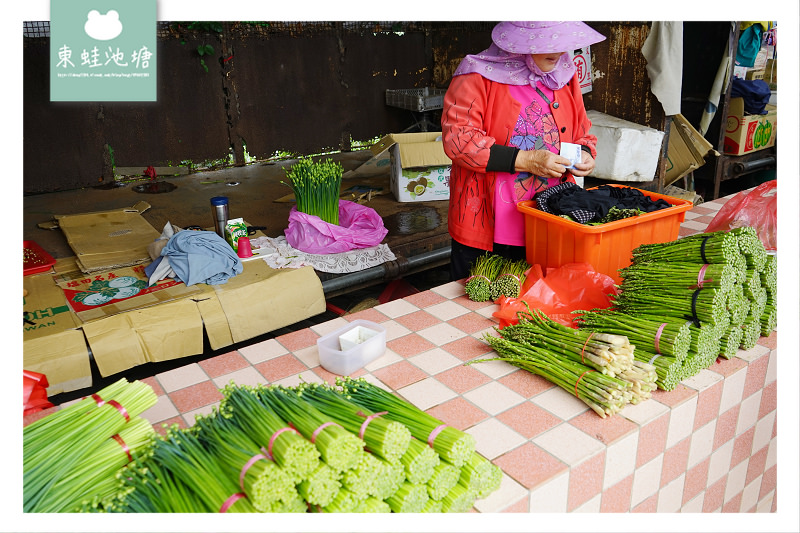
[731,78,772,115]
[160,230,243,286]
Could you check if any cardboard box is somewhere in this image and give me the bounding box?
[664,114,717,186]
[371,133,451,202]
[745,69,765,81]
[723,99,777,155]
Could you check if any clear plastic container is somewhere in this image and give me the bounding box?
[317,319,387,375]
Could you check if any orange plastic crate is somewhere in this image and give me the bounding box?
[517,186,694,283]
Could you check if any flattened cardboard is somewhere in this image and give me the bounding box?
[23,270,80,341]
[213,260,326,343]
[55,202,160,273]
[194,291,235,350]
[82,297,205,377]
[23,330,92,396]
[53,264,203,323]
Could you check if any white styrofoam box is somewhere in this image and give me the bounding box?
[586,110,665,181]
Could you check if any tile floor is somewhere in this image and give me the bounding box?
[33,191,780,515]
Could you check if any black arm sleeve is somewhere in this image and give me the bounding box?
[486,145,519,173]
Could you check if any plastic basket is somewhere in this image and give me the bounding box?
[385,88,445,112]
[517,186,694,283]
[24,240,56,276]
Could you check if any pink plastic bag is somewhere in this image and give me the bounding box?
[705,180,777,251]
[285,200,388,254]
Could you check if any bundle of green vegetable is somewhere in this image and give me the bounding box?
[338,376,476,467]
[478,309,655,417]
[282,156,343,225]
[399,436,441,484]
[631,230,743,265]
[426,462,461,501]
[760,294,776,336]
[353,496,392,513]
[257,384,364,473]
[294,381,411,462]
[457,452,503,500]
[574,310,691,362]
[717,324,744,360]
[619,261,737,294]
[759,254,777,294]
[730,226,768,271]
[490,258,529,300]
[106,452,212,513]
[371,455,406,500]
[220,383,320,483]
[500,309,635,377]
[339,450,383,499]
[36,416,155,512]
[464,253,504,302]
[611,286,729,327]
[193,411,299,512]
[384,480,430,513]
[24,378,157,513]
[148,426,258,512]
[296,462,341,507]
[440,481,478,513]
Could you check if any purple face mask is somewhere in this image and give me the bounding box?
[453,43,577,90]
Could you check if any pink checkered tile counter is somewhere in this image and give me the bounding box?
[36,193,779,514]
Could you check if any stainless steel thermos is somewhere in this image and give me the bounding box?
[210,196,229,239]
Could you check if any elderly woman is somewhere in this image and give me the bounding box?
[442,21,606,280]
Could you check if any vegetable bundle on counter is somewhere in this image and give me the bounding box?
[475,307,657,418]
[28,380,502,513]
[464,253,530,302]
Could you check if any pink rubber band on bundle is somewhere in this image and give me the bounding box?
[575,370,595,397]
[219,492,246,513]
[91,393,105,406]
[427,424,448,448]
[692,264,714,289]
[311,422,341,443]
[266,427,299,459]
[111,434,132,462]
[580,332,595,364]
[356,410,388,440]
[465,274,490,283]
[239,454,267,491]
[654,323,667,355]
[106,399,130,421]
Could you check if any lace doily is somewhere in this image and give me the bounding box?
[248,236,397,274]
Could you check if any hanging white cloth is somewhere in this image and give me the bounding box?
[641,21,684,116]
[699,22,736,135]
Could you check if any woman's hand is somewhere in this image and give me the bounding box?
[514,149,572,179]
[568,150,596,177]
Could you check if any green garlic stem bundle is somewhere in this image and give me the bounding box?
[611,286,729,326]
[296,462,341,507]
[23,378,157,513]
[193,411,297,512]
[619,261,737,294]
[258,385,364,473]
[282,157,343,225]
[294,382,411,463]
[337,376,476,467]
[150,426,257,513]
[220,384,320,483]
[490,258,530,300]
[385,480,429,513]
[426,461,461,501]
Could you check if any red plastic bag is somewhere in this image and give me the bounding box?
[493,262,618,328]
[285,200,389,254]
[705,180,777,251]
[24,370,54,416]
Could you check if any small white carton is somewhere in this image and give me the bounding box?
[586,110,665,182]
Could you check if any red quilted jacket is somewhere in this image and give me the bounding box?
[441,72,597,251]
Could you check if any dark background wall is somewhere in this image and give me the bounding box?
[25,21,670,194]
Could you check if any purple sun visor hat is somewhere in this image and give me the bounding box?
[491,21,606,54]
